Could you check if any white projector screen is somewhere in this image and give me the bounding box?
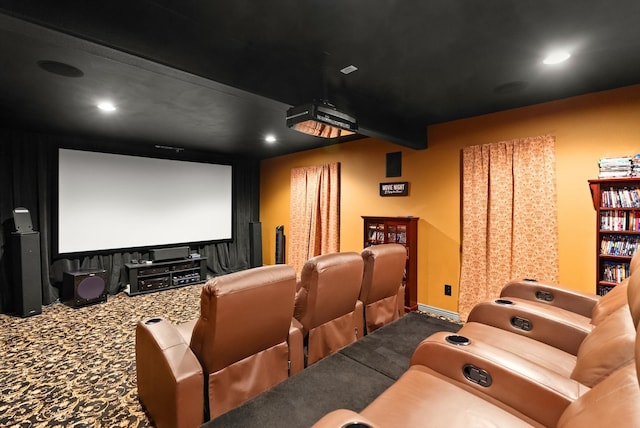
[57,148,233,254]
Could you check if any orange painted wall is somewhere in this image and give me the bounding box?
[260,84,640,315]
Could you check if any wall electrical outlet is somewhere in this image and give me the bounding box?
[444,284,452,296]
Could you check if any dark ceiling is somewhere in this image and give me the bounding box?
[1,1,640,159]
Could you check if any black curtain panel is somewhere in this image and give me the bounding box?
[0,131,55,313]
[0,129,259,314]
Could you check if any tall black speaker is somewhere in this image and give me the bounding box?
[63,269,108,308]
[275,225,285,264]
[249,222,263,267]
[10,231,42,317]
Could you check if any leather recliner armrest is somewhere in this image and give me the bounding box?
[288,318,305,375]
[410,331,590,428]
[500,280,599,318]
[311,409,380,428]
[397,283,405,317]
[355,299,365,339]
[467,298,591,355]
[136,317,204,428]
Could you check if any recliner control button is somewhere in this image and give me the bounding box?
[463,364,492,387]
[511,316,533,331]
[535,290,554,301]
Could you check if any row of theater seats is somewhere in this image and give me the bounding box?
[135,243,409,428]
[312,253,640,427]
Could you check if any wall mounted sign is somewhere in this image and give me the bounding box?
[379,181,409,196]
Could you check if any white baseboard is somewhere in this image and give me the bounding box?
[417,304,461,322]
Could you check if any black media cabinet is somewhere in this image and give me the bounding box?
[125,256,207,296]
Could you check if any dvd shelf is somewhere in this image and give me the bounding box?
[589,178,640,295]
[600,210,640,231]
[362,216,418,311]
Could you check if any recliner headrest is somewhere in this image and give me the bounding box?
[191,264,297,373]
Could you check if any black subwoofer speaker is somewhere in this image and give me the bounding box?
[63,269,107,308]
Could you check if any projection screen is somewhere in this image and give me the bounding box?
[57,148,232,254]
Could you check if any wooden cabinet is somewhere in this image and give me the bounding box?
[589,178,640,295]
[362,216,419,311]
[125,256,207,296]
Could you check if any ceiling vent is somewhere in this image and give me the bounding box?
[286,102,357,138]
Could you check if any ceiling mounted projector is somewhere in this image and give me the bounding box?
[286,102,357,138]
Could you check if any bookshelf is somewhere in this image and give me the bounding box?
[589,178,640,295]
[362,216,419,311]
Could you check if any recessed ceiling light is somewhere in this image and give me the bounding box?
[97,101,116,112]
[265,134,276,143]
[543,51,571,65]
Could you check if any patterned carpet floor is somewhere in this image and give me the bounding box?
[1,283,461,428]
[0,285,204,428]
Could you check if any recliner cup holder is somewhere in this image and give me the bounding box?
[445,335,471,346]
[341,423,372,428]
[495,299,514,305]
[145,317,163,325]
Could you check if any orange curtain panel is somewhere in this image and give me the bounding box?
[458,135,559,320]
[289,163,340,274]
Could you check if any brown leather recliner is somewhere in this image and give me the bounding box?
[495,276,629,327]
[391,285,638,425]
[465,252,640,355]
[136,264,304,428]
[312,350,640,428]
[294,252,365,366]
[450,286,637,392]
[496,251,640,321]
[360,244,406,334]
[311,269,640,428]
